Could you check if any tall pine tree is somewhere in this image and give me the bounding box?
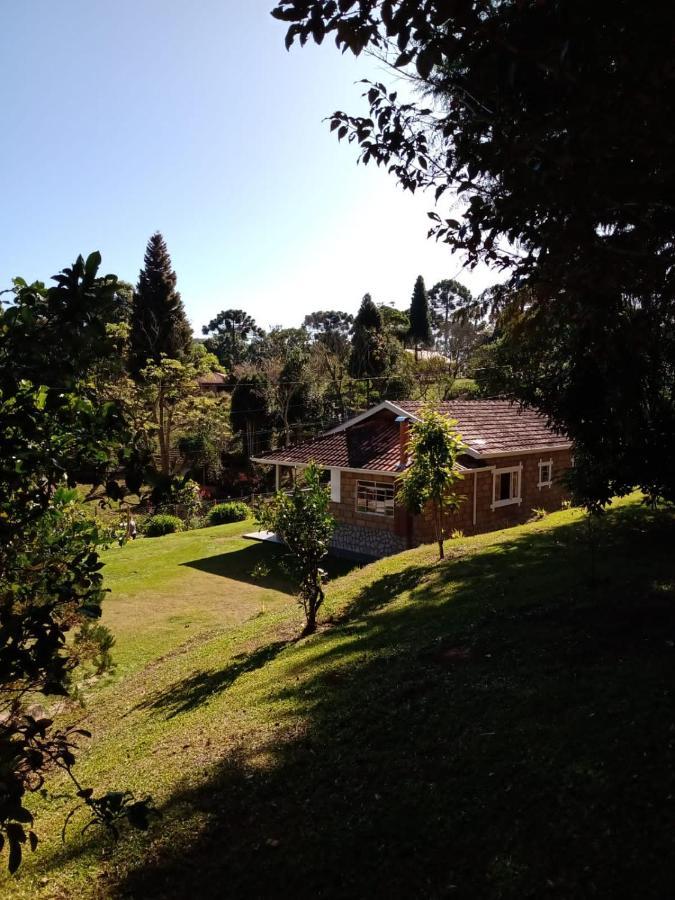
[129,232,193,377]
[349,293,387,403]
[408,275,432,360]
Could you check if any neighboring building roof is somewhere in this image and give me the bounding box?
[252,399,569,474]
[393,400,569,455]
[197,371,228,386]
[404,348,451,363]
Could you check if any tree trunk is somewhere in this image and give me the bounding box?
[435,500,445,560]
[157,385,170,475]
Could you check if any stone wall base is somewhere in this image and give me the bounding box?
[330,523,407,560]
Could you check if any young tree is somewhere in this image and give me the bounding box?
[408,275,432,360]
[129,232,192,377]
[202,309,264,372]
[122,353,228,477]
[257,461,335,635]
[398,407,464,560]
[273,1,675,506]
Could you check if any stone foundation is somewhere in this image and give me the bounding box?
[330,523,406,560]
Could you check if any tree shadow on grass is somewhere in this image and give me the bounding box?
[181,541,360,594]
[133,639,293,719]
[68,502,675,898]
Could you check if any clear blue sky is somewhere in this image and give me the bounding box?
[0,0,497,332]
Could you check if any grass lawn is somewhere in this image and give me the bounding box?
[4,497,675,899]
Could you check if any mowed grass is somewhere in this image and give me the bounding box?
[4,496,675,899]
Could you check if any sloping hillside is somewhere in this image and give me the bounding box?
[5,497,675,899]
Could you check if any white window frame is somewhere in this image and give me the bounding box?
[356,480,395,518]
[330,468,341,503]
[538,458,553,489]
[491,464,522,510]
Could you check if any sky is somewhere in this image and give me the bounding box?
[0,0,499,333]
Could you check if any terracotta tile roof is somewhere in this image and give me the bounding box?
[255,419,403,472]
[394,400,569,454]
[253,400,569,473]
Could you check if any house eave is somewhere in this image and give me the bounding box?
[250,458,491,477]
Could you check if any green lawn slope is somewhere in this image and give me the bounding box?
[4,496,675,899]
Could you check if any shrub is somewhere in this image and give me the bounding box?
[447,378,480,399]
[144,514,184,537]
[208,501,250,525]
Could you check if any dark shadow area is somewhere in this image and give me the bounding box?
[99,502,675,898]
[181,540,360,593]
[135,639,292,718]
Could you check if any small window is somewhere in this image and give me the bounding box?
[538,459,553,488]
[356,480,395,517]
[492,466,521,509]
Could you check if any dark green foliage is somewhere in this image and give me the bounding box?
[257,461,335,635]
[377,303,409,343]
[305,311,354,419]
[0,253,155,870]
[348,294,387,381]
[144,514,185,537]
[398,407,463,559]
[230,372,271,458]
[208,501,250,525]
[475,293,675,508]
[407,275,432,353]
[74,620,116,675]
[129,233,192,377]
[5,253,122,388]
[274,0,675,505]
[303,310,353,353]
[428,279,473,356]
[202,309,264,372]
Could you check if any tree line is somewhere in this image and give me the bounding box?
[83,229,496,481]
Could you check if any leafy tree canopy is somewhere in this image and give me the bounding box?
[273,0,675,504]
[202,308,264,372]
[0,253,156,871]
[398,406,463,559]
[256,461,335,635]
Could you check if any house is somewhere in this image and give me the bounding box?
[197,371,229,393]
[251,400,572,559]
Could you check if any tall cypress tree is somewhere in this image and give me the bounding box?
[349,293,388,403]
[408,274,432,360]
[129,232,193,377]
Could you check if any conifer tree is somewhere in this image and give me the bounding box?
[129,232,192,377]
[408,275,432,360]
[348,294,387,402]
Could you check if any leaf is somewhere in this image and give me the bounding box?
[84,251,102,279]
[8,839,21,874]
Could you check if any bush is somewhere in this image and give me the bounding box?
[208,501,250,525]
[447,378,480,399]
[144,514,185,537]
